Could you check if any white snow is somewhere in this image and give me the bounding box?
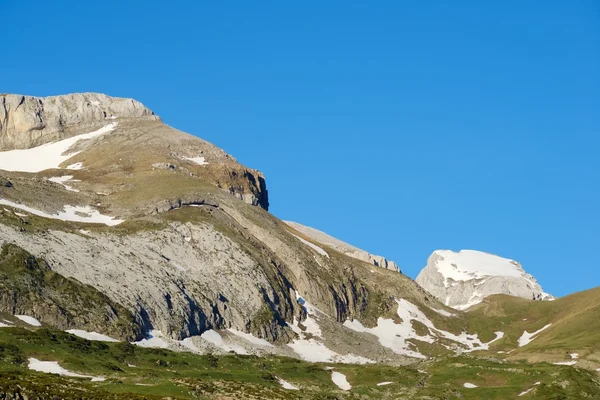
[343,298,503,359]
[227,329,273,347]
[133,330,170,349]
[66,329,119,342]
[0,199,124,226]
[66,162,84,170]
[49,176,80,192]
[434,250,525,286]
[519,388,534,396]
[0,321,11,328]
[430,307,456,317]
[518,324,552,347]
[331,371,351,390]
[377,382,393,386]
[463,382,478,388]
[28,358,104,381]
[288,291,373,364]
[291,233,329,258]
[0,123,117,173]
[570,353,579,359]
[553,360,577,366]
[182,156,209,166]
[201,330,248,354]
[277,378,299,390]
[15,315,42,326]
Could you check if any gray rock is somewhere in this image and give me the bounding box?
[0,92,159,150]
[284,221,401,272]
[416,249,553,310]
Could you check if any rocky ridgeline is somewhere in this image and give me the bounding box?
[284,221,400,272]
[0,93,159,150]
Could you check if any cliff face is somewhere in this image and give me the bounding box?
[416,249,553,310]
[0,93,159,150]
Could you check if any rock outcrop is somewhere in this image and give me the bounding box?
[0,93,159,150]
[416,249,553,310]
[284,221,400,272]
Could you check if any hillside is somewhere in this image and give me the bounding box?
[0,93,598,398]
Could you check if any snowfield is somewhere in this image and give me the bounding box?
[433,250,528,286]
[0,123,117,173]
[344,298,503,359]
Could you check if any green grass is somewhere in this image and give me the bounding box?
[0,326,598,399]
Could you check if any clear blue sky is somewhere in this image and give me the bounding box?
[2,1,599,297]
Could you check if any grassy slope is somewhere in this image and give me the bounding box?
[0,326,599,399]
[463,287,600,365]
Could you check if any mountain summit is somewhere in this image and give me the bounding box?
[416,249,553,310]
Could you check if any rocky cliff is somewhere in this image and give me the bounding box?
[416,249,553,310]
[284,221,401,272]
[0,93,159,150]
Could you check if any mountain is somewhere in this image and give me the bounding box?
[415,249,553,310]
[284,221,400,272]
[0,93,598,399]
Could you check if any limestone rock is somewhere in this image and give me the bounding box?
[415,249,553,310]
[0,92,159,150]
[284,221,401,272]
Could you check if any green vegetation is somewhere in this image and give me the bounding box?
[0,243,141,340]
[0,326,598,399]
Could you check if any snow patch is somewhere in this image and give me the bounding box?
[28,358,104,381]
[553,360,577,366]
[570,353,579,359]
[15,315,41,326]
[227,329,273,347]
[331,371,351,390]
[518,324,552,347]
[0,123,117,173]
[0,199,124,226]
[288,291,373,364]
[66,162,84,170]
[182,156,208,166]
[430,307,456,317]
[49,176,80,192]
[291,233,329,258]
[201,330,248,354]
[463,382,478,388]
[278,378,299,390]
[133,330,169,349]
[66,329,119,342]
[377,381,393,386]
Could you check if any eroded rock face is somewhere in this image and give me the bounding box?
[416,249,553,310]
[284,221,400,272]
[0,93,159,150]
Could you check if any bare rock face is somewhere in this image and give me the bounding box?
[0,93,159,150]
[284,221,401,272]
[416,249,553,310]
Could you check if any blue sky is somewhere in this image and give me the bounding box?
[2,1,599,296]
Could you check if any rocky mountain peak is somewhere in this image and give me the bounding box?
[416,249,553,310]
[0,92,159,151]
